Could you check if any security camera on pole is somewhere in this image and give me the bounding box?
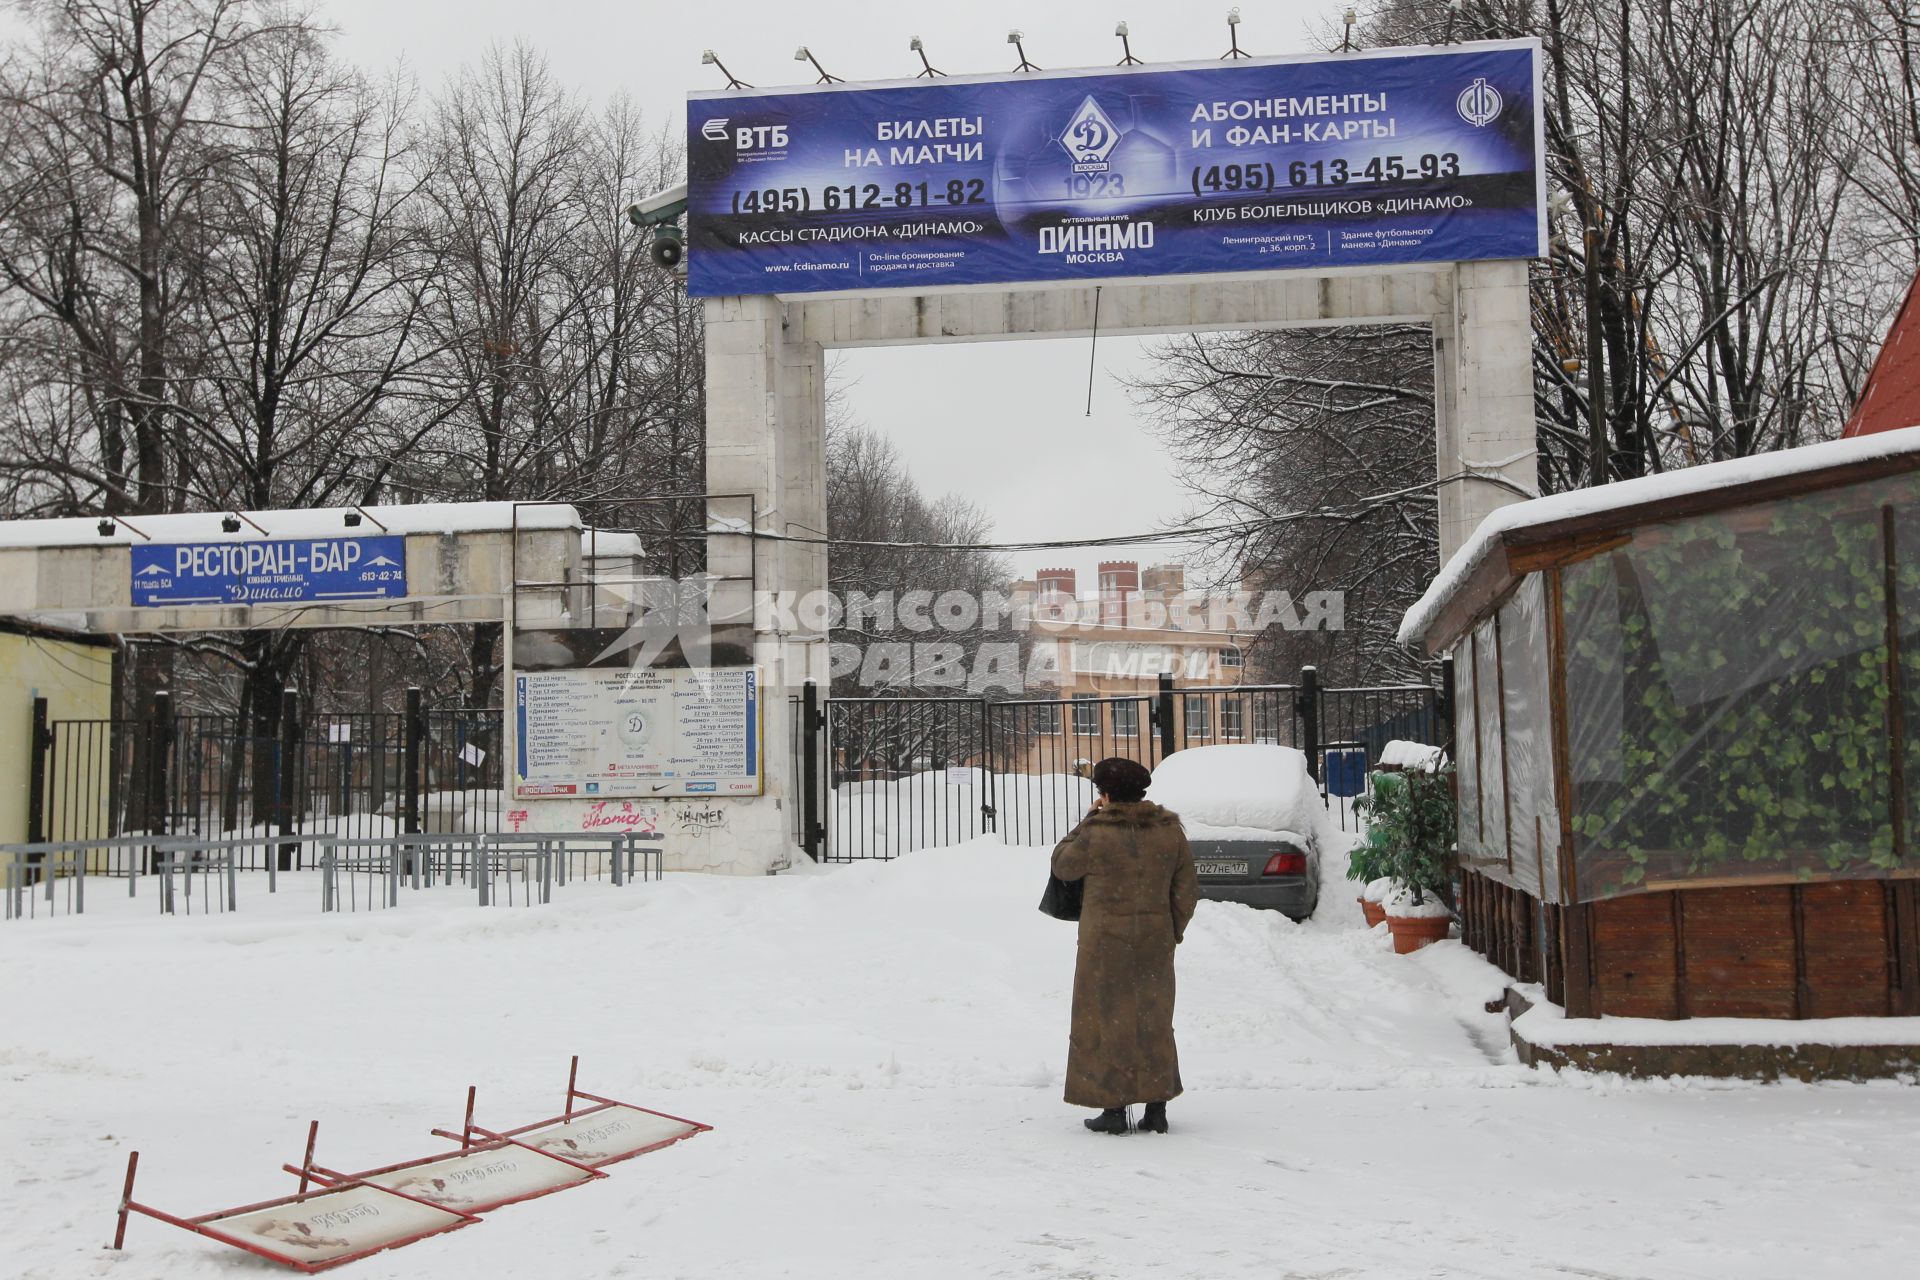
[626,183,689,272]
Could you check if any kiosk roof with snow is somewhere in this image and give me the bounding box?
[1399,427,1920,1029]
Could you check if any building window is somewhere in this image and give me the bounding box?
[1031,700,1062,735]
[1113,701,1140,738]
[1220,647,1244,669]
[1071,693,1101,736]
[1185,699,1211,740]
[1221,698,1245,739]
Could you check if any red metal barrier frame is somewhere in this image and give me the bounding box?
[112,1151,479,1274]
[283,1119,605,1216]
[430,1056,712,1169]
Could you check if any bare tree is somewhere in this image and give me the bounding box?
[822,419,1020,772]
[1128,326,1438,684]
[535,96,705,579]
[0,0,288,826]
[406,43,592,706]
[0,0,278,515]
[177,21,440,744]
[1374,0,1878,483]
[411,42,590,504]
[409,44,707,706]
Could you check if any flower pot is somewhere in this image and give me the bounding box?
[1359,896,1386,928]
[1386,913,1451,954]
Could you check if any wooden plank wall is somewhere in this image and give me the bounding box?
[1462,871,1920,1020]
[1459,866,1543,988]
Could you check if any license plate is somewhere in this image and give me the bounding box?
[1196,860,1244,877]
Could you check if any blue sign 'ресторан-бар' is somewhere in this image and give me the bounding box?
[686,39,1544,297]
[130,536,408,606]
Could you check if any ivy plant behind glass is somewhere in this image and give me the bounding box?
[1561,481,1913,898]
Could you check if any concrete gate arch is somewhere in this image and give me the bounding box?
[698,259,1534,871]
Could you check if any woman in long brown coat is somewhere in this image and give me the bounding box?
[1050,757,1199,1134]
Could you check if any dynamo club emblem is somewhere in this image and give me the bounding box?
[1062,96,1122,173]
[1456,77,1503,127]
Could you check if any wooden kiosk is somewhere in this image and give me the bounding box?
[1401,429,1920,1058]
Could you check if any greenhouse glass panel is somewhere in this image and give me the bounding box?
[1561,483,1896,899]
[1452,633,1485,867]
[1498,575,1560,901]
[1895,488,1920,857]
[1474,616,1509,871]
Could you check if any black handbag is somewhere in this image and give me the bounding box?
[1038,872,1083,921]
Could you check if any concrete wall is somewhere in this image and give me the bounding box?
[0,629,113,859]
[783,263,1453,346]
[0,524,582,633]
[505,296,832,876]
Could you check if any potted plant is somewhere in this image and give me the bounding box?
[1356,766,1457,954]
[1343,818,1392,928]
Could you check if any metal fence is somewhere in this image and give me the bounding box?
[28,690,504,848]
[1,831,667,921]
[794,668,1450,862]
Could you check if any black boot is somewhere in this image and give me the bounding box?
[1083,1107,1129,1134]
[1137,1102,1168,1133]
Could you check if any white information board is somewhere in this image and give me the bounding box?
[513,667,760,799]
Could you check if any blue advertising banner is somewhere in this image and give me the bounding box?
[686,40,1543,297]
[130,536,408,606]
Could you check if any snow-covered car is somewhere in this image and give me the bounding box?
[1145,744,1336,921]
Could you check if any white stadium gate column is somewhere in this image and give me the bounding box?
[1435,258,1537,559]
[701,294,831,873]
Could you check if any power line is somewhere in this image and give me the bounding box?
[719,470,1532,553]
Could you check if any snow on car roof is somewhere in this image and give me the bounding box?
[1147,743,1338,849]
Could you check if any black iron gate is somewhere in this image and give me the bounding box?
[29,690,504,853]
[793,669,1449,862]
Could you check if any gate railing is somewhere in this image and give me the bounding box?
[795,666,1451,863]
[29,690,506,851]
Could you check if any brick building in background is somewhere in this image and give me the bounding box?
[1003,560,1255,775]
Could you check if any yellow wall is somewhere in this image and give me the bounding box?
[0,630,113,857]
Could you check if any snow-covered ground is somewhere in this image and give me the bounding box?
[5,843,1918,1279]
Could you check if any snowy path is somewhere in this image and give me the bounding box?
[3,842,1916,1278]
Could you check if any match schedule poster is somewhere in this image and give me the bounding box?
[686,39,1544,296]
[513,667,761,800]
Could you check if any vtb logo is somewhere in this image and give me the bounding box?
[1062,96,1121,172]
[704,118,789,150]
[1456,77,1503,128]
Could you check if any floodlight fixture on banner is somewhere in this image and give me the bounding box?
[1008,29,1041,73]
[794,46,842,85]
[909,36,944,78]
[700,49,750,90]
[1224,7,1249,59]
